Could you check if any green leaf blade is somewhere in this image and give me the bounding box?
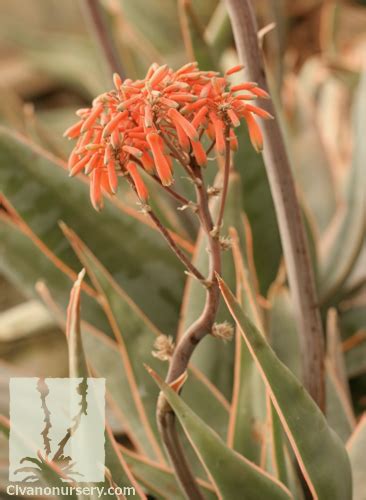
[347,414,366,500]
[219,277,352,500]
[0,126,185,333]
[319,72,366,301]
[148,368,292,500]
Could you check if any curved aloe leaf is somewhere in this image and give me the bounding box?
[64,271,147,498]
[269,285,355,442]
[325,309,356,442]
[341,304,366,378]
[326,360,355,443]
[268,286,302,380]
[287,69,337,232]
[147,368,292,500]
[0,207,112,335]
[326,308,352,399]
[345,338,366,379]
[0,126,185,333]
[219,277,353,500]
[268,283,305,477]
[66,268,89,377]
[270,408,289,487]
[234,125,282,294]
[347,413,366,500]
[228,235,296,490]
[81,323,162,460]
[319,72,366,301]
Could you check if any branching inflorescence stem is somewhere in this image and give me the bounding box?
[156,147,230,499]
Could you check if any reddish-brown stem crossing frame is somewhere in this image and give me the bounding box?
[225,0,325,409]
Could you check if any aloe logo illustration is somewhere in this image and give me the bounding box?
[9,378,105,483]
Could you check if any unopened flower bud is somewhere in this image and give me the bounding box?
[207,186,221,197]
[219,236,232,251]
[212,321,234,342]
[152,335,175,361]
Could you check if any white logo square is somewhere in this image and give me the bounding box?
[9,378,105,483]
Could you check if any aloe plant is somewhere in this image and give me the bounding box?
[0,0,365,499]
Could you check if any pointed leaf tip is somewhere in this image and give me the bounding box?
[144,363,159,381]
[75,268,86,286]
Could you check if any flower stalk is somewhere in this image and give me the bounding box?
[157,156,224,500]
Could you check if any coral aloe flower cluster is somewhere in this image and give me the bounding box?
[64,62,271,210]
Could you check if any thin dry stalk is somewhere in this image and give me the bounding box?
[225,0,325,409]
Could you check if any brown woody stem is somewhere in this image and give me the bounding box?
[225,0,325,409]
[165,164,222,384]
[156,158,223,499]
[157,410,204,500]
[81,0,125,78]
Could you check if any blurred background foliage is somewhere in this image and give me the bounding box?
[0,0,365,498]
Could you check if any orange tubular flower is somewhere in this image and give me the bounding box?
[126,161,149,202]
[140,151,155,173]
[175,122,191,152]
[64,62,270,210]
[80,103,104,133]
[225,64,244,76]
[191,105,208,129]
[90,168,103,211]
[147,132,172,186]
[69,153,93,177]
[243,112,263,152]
[63,120,83,139]
[210,112,226,155]
[191,140,207,167]
[104,147,118,194]
[167,108,198,142]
